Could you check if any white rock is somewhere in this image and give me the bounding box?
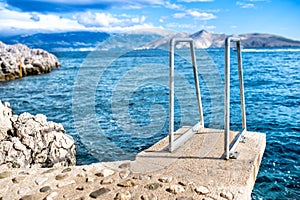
[57,180,76,188]
[101,177,114,185]
[96,168,115,177]
[220,191,234,200]
[114,191,131,200]
[0,101,76,168]
[158,176,173,183]
[141,192,157,200]
[119,169,130,179]
[167,184,185,194]
[17,186,31,195]
[35,176,48,185]
[195,186,210,195]
[45,192,58,200]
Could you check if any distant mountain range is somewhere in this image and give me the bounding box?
[1,29,300,52]
[143,30,300,49]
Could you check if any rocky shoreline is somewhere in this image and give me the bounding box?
[0,42,60,81]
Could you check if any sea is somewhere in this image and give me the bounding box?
[0,46,299,199]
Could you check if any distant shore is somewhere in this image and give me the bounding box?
[0,41,60,81]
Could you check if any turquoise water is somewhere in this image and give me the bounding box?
[0,48,299,199]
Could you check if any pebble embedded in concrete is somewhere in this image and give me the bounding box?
[176,197,194,200]
[100,177,114,185]
[61,168,72,173]
[89,188,110,198]
[19,194,36,200]
[195,186,210,195]
[119,169,130,179]
[158,176,173,183]
[114,191,131,200]
[141,192,158,200]
[95,168,115,177]
[144,183,162,190]
[56,179,75,188]
[0,171,11,179]
[35,176,48,185]
[12,175,26,183]
[220,191,234,200]
[167,184,185,194]
[40,186,51,193]
[55,173,68,180]
[45,191,58,200]
[117,179,136,187]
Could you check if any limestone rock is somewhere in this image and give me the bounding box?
[0,101,13,142]
[0,41,60,81]
[0,101,76,168]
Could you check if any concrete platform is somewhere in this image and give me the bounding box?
[0,127,265,200]
[131,127,266,199]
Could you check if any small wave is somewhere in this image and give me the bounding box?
[52,47,96,52]
[242,48,300,53]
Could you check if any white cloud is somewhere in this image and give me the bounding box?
[236,1,255,8]
[75,11,147,28]
[75,12,120,27]
[173,10,216,20]
[164,2,183,10]
[249,0,269,2]
[166,22,197,29]
[188,10,213,19]
[0,9,84,35]
[0,7,155,35]
[178,0,214,2]
[201,25,216,30]
[173,13,186,18]
[4,0,166,12]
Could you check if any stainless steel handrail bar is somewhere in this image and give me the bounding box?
[224,37,247,159]
[169,38,204,152]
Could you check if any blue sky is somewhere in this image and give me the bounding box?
[0,0,299,40]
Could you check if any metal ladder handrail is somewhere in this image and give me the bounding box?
[169,38,204,152]
[224,37,247,159]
